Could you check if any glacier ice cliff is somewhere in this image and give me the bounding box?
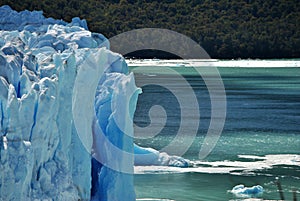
[0,5,137,200]
[0,5,190,201]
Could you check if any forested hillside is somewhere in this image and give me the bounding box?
[1,0,299,59]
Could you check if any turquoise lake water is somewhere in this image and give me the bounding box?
[130,61,300,201]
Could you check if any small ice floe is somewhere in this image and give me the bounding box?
[230,184,264,198]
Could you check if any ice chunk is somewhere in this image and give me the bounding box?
[231,184,264,198]
[134,144,190,167]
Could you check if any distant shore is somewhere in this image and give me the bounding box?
[127,58,300,68]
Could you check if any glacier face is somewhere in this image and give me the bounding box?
[0,5,136,201]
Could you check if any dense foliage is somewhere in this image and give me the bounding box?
[1,0,299,59]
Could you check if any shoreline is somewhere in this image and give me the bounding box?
[126,59,300,68]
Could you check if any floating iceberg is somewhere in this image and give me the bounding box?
[231,184,264,198]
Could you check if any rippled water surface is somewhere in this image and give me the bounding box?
[131,61,300,201]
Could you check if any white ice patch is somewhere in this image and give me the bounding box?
[134,154,300,175]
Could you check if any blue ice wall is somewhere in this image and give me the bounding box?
[0,5,136,200]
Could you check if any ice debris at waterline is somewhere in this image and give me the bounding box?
[134,144,190,167]
[0,5,137,200]
[230,184,264,198]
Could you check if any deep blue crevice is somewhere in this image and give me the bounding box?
[29,99,38,141]
[0,101,3,127]
[36,166,41,181]
[91,157,103,197]
[16,67,23,98]
[17,81,21,98]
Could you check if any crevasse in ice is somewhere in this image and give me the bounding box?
[0,5,137,200]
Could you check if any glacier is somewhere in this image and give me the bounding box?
[0,5,138,200]
[0,5,189,201]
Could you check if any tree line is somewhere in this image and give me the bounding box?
[1,0,299,59]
